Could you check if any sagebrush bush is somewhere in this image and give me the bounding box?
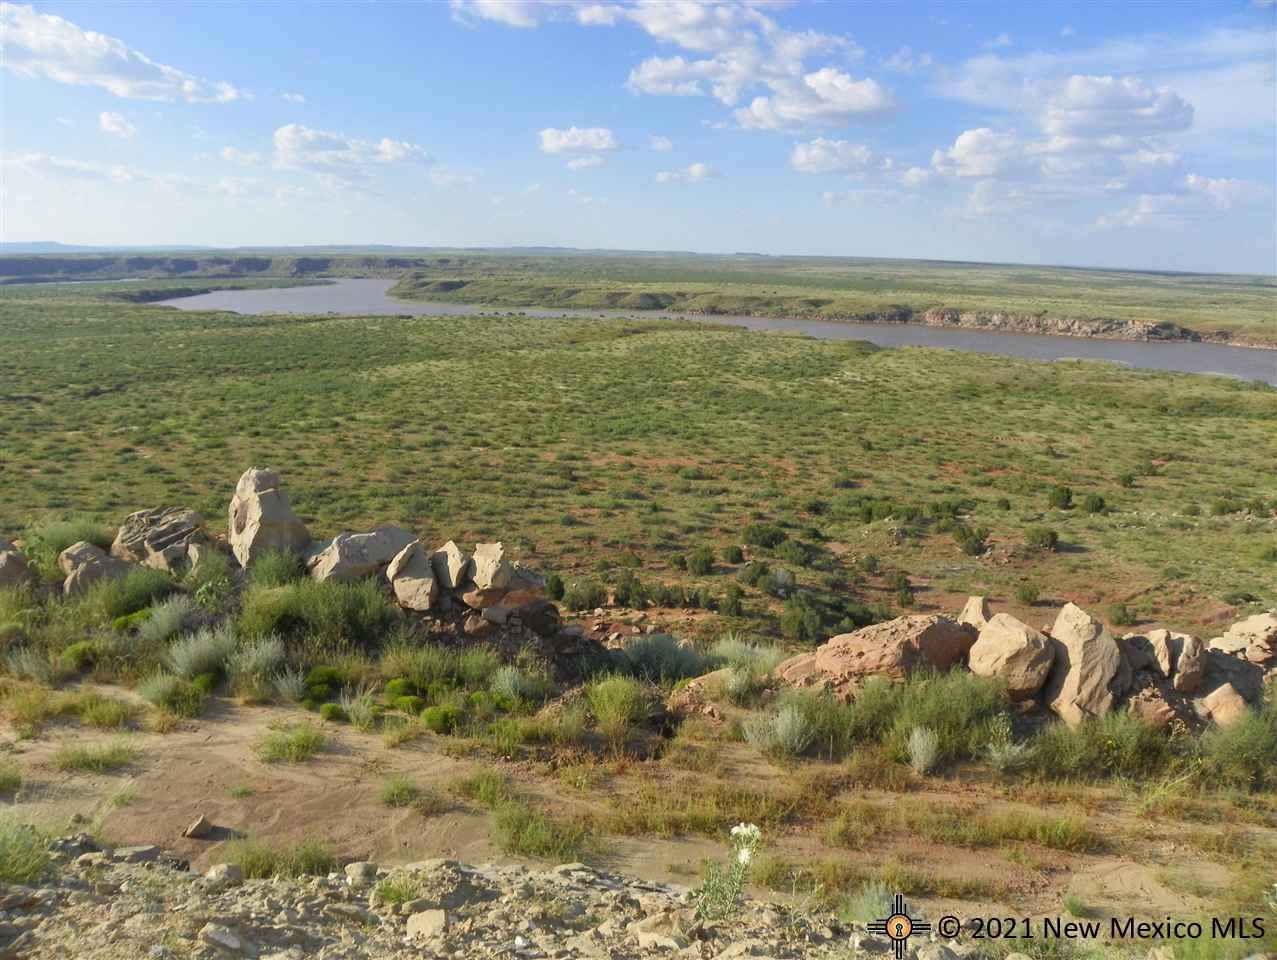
[246,549,305,588]
[136,594,196,645]
[5,647,53,684]
[624,633,705,683]
[708,634,784,677]
[587,675,647,747]
[230,635,286,701]
[745,704,816,758]
[1200,698,1277,789]
[138,671,206,718]
[1026,712,1171,781]
[907,726,940,774]
[272,666,308,702]
[82,567,176,622]
[489,665,549,704]
[1025,527,1059,551]
[686,546,714,575]
[561,580,606,611]
[339,687,380,732]
[743,523,787,548]
[167,623,236,680]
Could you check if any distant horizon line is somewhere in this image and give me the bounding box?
[1,240,1273,280]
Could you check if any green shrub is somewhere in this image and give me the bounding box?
[0,812,48,884]
[1027,712,1171,780]
[229,635,286,702]
[1047,485,1073,509]
[725,545,744,564]
[0,760,21,796]
[1083,494,1106,513]
[421,704,464,734]
[60,640,97,672]
[1200,701,1276,789]
[79,693,135,730]
[5,647,53,684]
[191,672,218,695]
[562,580,607,611]
[1107,602,1135,627]
[687,546,715,575]
[319,702,347,722]
[222,837,336,879]
[254,722,326,763]
[456,646,502,689]
[1025,527,1059,551]
[167,623,236,680]
[545,573,565,600]
[137,594,196,645]
[489,665,549,704]
[384,678,416,700]
[394,695,425,714]
[22,517,112,579]
[720,583,744,617]
[53,738,138,773]
[779,594,822,644]
[775,540,815,567]
[379,775,419,807]
[239,578,396,646]
[744,703,816,757]
[1014,583,1041,606]
[743,523,787,549]
[491,800,592,861]
[450,769,515,807]
[82,567,176,621]
[139,672,206,718]
[587,675,647,747]
[246,549,305,587]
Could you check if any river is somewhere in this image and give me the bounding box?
[159,278,1277,385]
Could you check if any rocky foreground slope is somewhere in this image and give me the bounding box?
[2,833,943,960]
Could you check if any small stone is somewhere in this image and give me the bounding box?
[206,863,244,886]
[183,814,214,839]
[112,845,161,863]
[406,908,449,939]
[344,861,378,885]
[199,922,248,953]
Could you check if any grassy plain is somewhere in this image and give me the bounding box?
[0,285,1274,635]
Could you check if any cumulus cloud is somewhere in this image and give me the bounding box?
[900,166,931,187]
[220,146,262,165]
[538,126,618,153]
[647,135,674,151]
[656,161,714,183]
[1,3,249,102]
[449,0,543,28]
[272,123,427,186]
[931,128,1026,178]
[1184,173,1253,209]
[789,138,873,173]
[1043,75,1193,137]
[883,47,932,74]
[736,68,894,130]
[3,150,284,199]
[99,112,135,137]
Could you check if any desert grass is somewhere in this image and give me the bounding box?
[253,722,327,763]
[53,738,138,773]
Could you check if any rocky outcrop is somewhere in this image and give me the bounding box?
[111,507,206,572]
[308,526,416,583]
[774,614,976,699]
[1201,682,1248,727]
[967,613,1054,700]
[920,308,1201,343]
[430,540,472,591]
[459,541,514,608]
[1043,602,1131,726]
[957,595,991,630]
[385,541,439,611]
[228,468,310,567]
[1209,611,1277,667]
[0,539,31,589]
[1143,628,1206,694]
[57,541,130,596]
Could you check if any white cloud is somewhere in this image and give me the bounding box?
[282,92,306,103]
[931,128,1025,178]
[989,33,1013,49]
[789,138,873,173]
[1061,25,1075,38]
[538,126,618,153]
[900,166,931,187]
[1185,173,1253,210]
[449,0,543,28]
[99,111,135,137]
[0,3,249,102]
[566,155,605,170]
[272,123,427,186]
[1042,75,1193,137]
[883,47,932,74]
[736,67,894,130]
[647,135,674,151]
[656,161,714,183]
[220,146,262,165]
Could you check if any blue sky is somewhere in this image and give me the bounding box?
[2,0,1274,272]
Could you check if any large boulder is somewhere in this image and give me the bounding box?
[957,596,991,630]
[968,613,1054,700]
[58,541,130,596]
[385,541,439,611]
[1043,603,1132,726]
[460,541,515,608]
[111,507,207,572]
[1144,628,1205,694]
[774,615,976,700]
[0,540,31,590]
[228,468,310,567]
[308,526,417,583]
[1210,612,1277,666]
[1201,683,1248,728]
[430,541,472,591]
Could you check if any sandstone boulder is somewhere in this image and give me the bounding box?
[0,540,31,589]
[968,613,1054,700]
[1116,633,1157,674]
[1145,628,1205,694]
[1043,602,1131,726]
[385,541,439,611]
[228,468,310,567]
[430,540,472,591]
[774,615,976,700]
[111,507,206,571]
[308,526,416,583]
[1127,686,1179,730]
[58,541,130,596]
[1211,612,1277,666]
[1201,682,1248,727]
[957,595,991,630]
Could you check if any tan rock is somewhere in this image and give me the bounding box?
[774,615,976,699]
[111,507,206,571]
[459,580,507,610]
[1127,687,1178,730]
[57,541,130,596]
[471,542,513,592]
[1201,682,1248,727]
[406,909,448,939]
[1044,602,1131,726]
[385,541,439,611]
[968,613,1054,700]
[1142,629,1208,694]
[430,540,472,590]
[957,595,991,630]
[0,545,31,589]
[228,467,310,567]
[308,526,416,582]
[1213,611,1277,666]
